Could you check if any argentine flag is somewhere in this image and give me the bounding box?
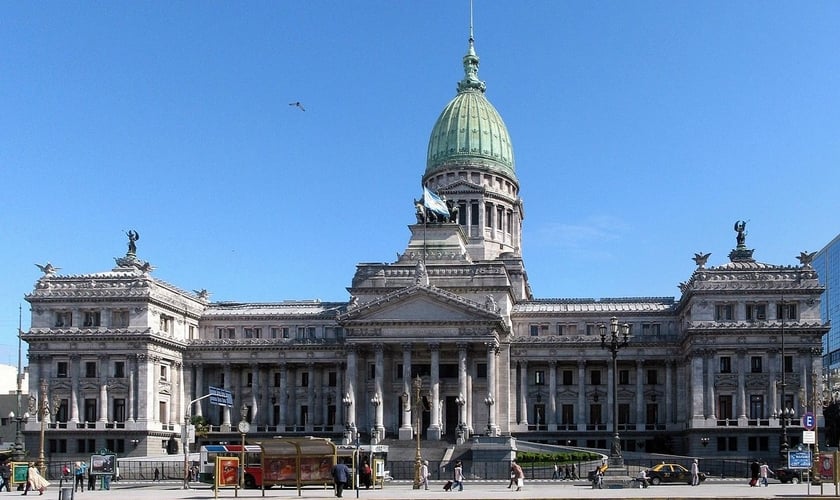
[423,187,450,217]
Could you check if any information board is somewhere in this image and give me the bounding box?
[11,462,28,484]
[789,451,812,469]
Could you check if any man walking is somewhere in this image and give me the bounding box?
[452,461,464,492]
[511,460,524,492]
[691,459,700,486]
[331,458,351,498]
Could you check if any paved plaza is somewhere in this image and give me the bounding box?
[33,479,839,500]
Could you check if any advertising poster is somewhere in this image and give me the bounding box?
[11,463,28,484]
[215,457,239,487]
[89,454,116,475]
[263,457,297,483]
[819,453,834,481]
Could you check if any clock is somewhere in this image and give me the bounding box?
[238,421,250,434]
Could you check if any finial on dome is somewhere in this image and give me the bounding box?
[458,0,486,93]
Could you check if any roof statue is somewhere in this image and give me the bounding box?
[126,229,140,255]
[35,262,60,276]
[414,260,429,286]
[692,252,711,269]
[798,251,817,268]
[729,220,755,263]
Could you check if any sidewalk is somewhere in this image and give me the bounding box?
[40,479,836,500]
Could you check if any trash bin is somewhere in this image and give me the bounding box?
[59,487,74,500]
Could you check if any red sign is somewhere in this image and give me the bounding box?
[819,454,834,481]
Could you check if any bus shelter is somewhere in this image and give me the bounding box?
[258,436,337,495]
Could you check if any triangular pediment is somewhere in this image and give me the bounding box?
[438,178,485,194]
[338,285,501,325]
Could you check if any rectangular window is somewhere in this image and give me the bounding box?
[719,395,733,420]
[57,361,68,378]
[556,324,565,335]
[159,315,173,333]
[114,361,125,378]
[244,327,261,339]
[307,327,316,339]
[484,203,493,228]
[562,370,573,385]
[83,311,101,327]
[160,365,168,381]
[783,355,793,373]
[646,403,658,424]
[301,372,309,387]
[246,373,253,387]
[749,394,764,419]
[328,371,337,387]
[778,302,798,320]
[470,202,479,225]
[618,403,630,424]
[188,325,195,339]
[496,206,503,230]
[561,404,574,425]
[159,402,167,424]
[506,212,512,233]
[105,439,126,453]
[535,370,545,385]
[476,363,487,378]
[720,356,732,373]
[715,304,734,321]
[111,310,129,328]
[750,356,763,373]
[619,370,629,385]
[84,399,97,422]
[296,327,306,339]
[55,311,72,327]
[717,436,738,451]
[529,325,539,337]
[273,372,281,387]
[589,404,602,425]
[746,304,767,321]
[748,436,769,452]
[85,362,97,378]
[78,439,97,453]
[271,327,280,339]
[646,369,658,385]
[113,399,126,422]
[590,370,601,386]
[458,202,467,225]
[586,324,596,336]
[217,328,235,339]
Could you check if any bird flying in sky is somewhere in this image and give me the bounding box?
[288,101,305,111]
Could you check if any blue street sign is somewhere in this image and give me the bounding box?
[209,386,233,407]
[789,451,812,469]
[803,412,816,431]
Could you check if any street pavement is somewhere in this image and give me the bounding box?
[32,478,839,500]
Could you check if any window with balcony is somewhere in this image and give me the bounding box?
[55,311,72,327]
[715,304,734,321]
[749,394,764,419]
[561,404,574,425]
[589,404,602,425]
[82,311,101,327]
[84,399,97,422]
[113,399,126,422]
[746,303,767,321]
[718,395,733,420]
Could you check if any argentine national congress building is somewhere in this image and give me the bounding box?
[21,28,829,467]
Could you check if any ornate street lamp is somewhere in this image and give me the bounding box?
[342,392,353,445]
[29,379,61,476]
[370,392,382,444]
[779,298,790,456]
[237,404,250,494]
[412,376,423,490]
[483,394,495,436]
[455,393,466,444]
[700,436,710,448]
[599,316,630,467]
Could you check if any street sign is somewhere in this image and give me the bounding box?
[209,386,233,407]
[803,412,816,431]
[803,430,816,444]
[789,450,812,469]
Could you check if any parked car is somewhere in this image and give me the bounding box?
[775,468,808,484]
[645,463,706,485]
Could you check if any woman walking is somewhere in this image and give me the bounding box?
[23,463,49,496]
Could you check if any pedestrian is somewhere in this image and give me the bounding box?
[0,460,10,492]
[452,460,464,491]
[750,460,760,487]
[74,461,86,492]
[564,464,572,480]
[571,463,578,479]
[691,459,700,486]
[23,462,49,496]
[331,458,351,498]
[636,468,649,488]
[361,460,372,489]
[511,460,524,491]
[153,467,160,482]
[420,460,430,490]
[760,461,773,487]
[88,466,96,491]
[552,463,559,480]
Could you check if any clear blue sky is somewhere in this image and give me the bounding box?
[2,1,839,364]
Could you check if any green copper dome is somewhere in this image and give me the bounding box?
[425,36,515,180]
